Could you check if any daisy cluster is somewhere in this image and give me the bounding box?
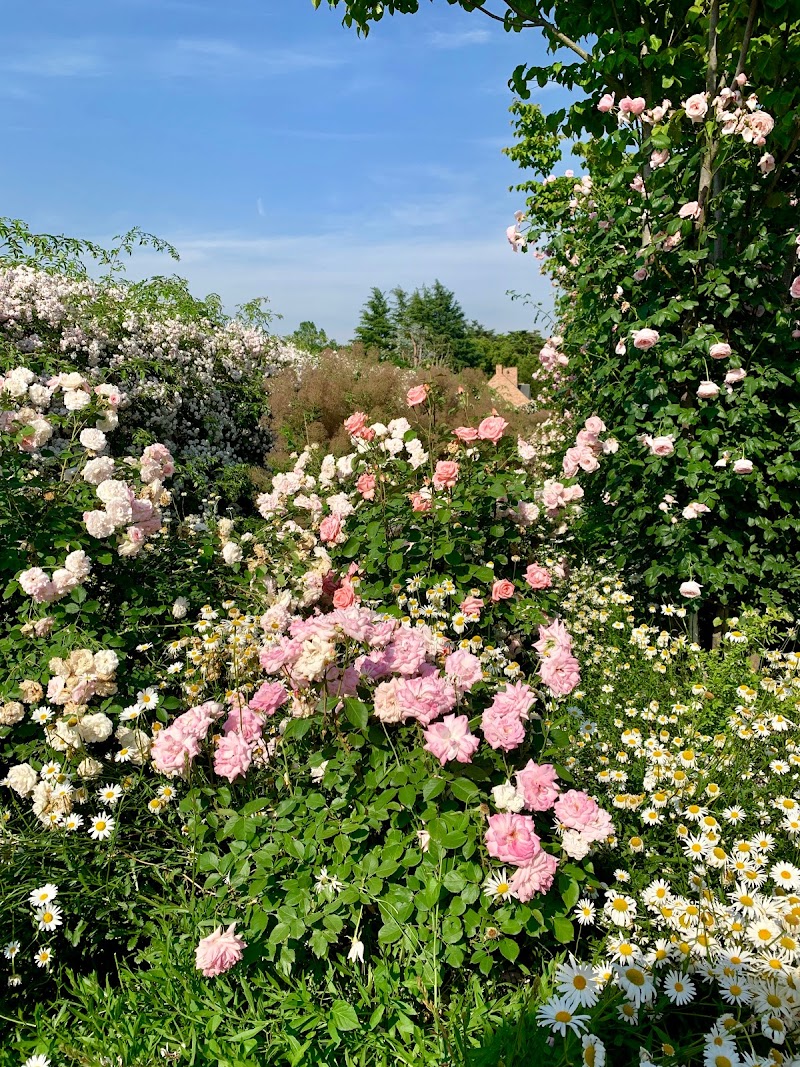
[534,573,800,1064]
[3,883,63,986]
[0,265,303,471]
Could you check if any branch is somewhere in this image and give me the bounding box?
[735,0,759,78]
[501,0,592,61]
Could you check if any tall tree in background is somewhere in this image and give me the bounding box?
[353,287,395,354]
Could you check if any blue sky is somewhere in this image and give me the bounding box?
[1,0,571,340]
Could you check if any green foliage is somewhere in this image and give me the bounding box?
[354,288,395,355]
[288,320,338,354]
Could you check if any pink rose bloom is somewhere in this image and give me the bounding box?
[432,460,459,490]
[477,416,509,444]
[423,714,480,765]
[454,426,479,442]
[650,149,670,167]
[683,92,709,122]
[679,579,702,598]
[725,368,746,385]
[619,95,646,117]
[460,595,484,619]
[343,411,369,436]
[491,578,515,602]
[709,342,731,360]
[373,677,404,723]
[631,328,660,350]
[444,649,484,692]
[223,705,263,744]
[356,472,376,500]
[406,384,429,407]
[790,277,800,299]
[733,458,754,475]
[584,416,606,436]
[697,380,719,399]
[382,628,428,676]
[214,731,252,782]
[151,728,201,776]
[395,672,456,725]
[249,681,288,716]
[554,790,602,832]
[174,704,216,741]
[678,201,701,220]
[485,812,541,866]
[332,582,356,609]
[562,446,599,477]
[509,850,558,900]
[491,681,536,720]
[410,491,432,513]
[481,708,526,751]
[259,636,302,673]
[524,564,552,590]
[577,807,615,845]
[597,92,615,113]
[643,434,675,457]
[319,515,343,544]
[515,760,560,812]
[533,619,573,657]
[195,923,246,978]
[538,647,581,697]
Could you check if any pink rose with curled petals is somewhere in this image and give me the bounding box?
[678,201,701,220]
[554,790,602,832]
[490,681,536,720]
[697,380,720,399]
[538,647,581,697]
[643,434,674,457]
[679,580,702,598]
[423,714,480,766]
[395,672,456,725]
[356,472,376,499]
[485,812,541,866]
[619,96,646,117]
[444,649,483,692]
[319,515,343,543]
[790,277,800,299]
[524,564,552,590]
[709,342,731,360]
[725,368,746,385]
[477,416,509,444]
[459,595,484,619]
[481,709,525,751]
[195,923,246,978]
[533,619,573,657]
[410,491,432,513]
[584,415,606,436]
[491,579,515,602]
[222,705,263,745]
[432,460,459,490]
[343,412,368,437]
[733,458,753,474]
[151,728,201,776]
[683,93,708,122]
[515,760,560,812]
[213,731,252,783]
[631,328,660,349]
[597,92,615,113]
[332,582,356,609]
[406,384,429,407]
[249,681,288,716]
[508,850,558,900]
[454,426,479,443]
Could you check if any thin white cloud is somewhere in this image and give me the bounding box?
[427,27,492,49]
[6,44,107,78]
[124,228,553,341]
[160,37,346,78]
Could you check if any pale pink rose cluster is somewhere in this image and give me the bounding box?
[451,415,509,448]
[45,648,119,708]
[554,790,615,860]
[534,620,581,698]
[562,415,615,478]
[484,812,558,901]
[596,93,673,127]
[641,433,675,457]
[423,714,480,765]
[481,681,536,752]
[151,700,223,777]
[539,479,584,514]
[539,336,569,373]
[18,549,91,604]
[83,473,166,558]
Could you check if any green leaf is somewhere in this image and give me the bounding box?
[344,698,368,731]
[330,1001,359,1032]
[499,938,519,962]
[552,916,575,944]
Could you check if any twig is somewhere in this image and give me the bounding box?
[735,0,759,78]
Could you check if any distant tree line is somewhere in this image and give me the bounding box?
[286,281,542,380]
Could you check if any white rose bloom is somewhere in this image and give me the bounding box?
[561,829,592,860]
[76,757,104,779]
[83,457,116,485]
[0,701,25,725]
[64,550,92,579]
[96,479,133,504]
[95,412,119,432]
[63,388,91,411]
[93,650,119,678]
[492,782,526,813]
[79,428,107,452]
[76,713,114,744]
[2,762,38,796]
[59,372,85,390]
[172,596,189,619]
[222,542,243,565]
